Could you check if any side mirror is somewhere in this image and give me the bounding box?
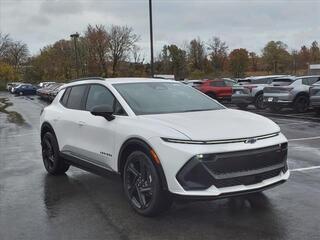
[90,104,115,121]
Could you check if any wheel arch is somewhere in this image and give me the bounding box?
[41,122,57,143]
[118,137,168,190]
[293,92,310,102]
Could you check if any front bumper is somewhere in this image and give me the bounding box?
[148,133,289,197]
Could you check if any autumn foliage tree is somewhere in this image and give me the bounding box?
[229,48,249,77]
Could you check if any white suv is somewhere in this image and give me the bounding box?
[40,77,289,216]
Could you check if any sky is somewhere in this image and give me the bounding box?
[0,0,319,60]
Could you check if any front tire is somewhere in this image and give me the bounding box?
[123,151,172,216]
[41,132,69,175]
[293,95,309,113]
[254,93,266,109]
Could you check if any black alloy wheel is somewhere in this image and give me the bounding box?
[42,132,69,175]
[254,93,266,109]
[123,151,171,216]
[294,96,309,113]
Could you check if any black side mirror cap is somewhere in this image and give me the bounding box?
[90,105,115,121]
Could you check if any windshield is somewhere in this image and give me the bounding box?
[113,82,224,115]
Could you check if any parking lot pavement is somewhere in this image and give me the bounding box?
[1,92,320,240]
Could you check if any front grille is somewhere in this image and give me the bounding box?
[176,143,288,190]
[202,144,287,176]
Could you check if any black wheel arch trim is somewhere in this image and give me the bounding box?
[118,137,168,190]
[293,92,310,102]
[41,122,58,146]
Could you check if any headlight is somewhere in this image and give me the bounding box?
[161,137,205,144]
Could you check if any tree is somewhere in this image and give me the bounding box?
[132,45,143,64]
[0,61,18,88]
[229,48,249,77]
[248,52,258,72]
[167,44,188,80]
[6,41,29,69]
[107,25,139,76]
[188,38,206,72]
[0,32,12,60]
[310,41,320,63]
[207,37,228,74]
[262,41,291,73]
[298,45,310,69]
[84,24,109,77]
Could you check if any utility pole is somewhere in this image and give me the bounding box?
[70,32,80,78]
[149,0,154,78]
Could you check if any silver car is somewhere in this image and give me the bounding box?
[232,75,287,109]
[263,76,320,113]
[309,81,320,114]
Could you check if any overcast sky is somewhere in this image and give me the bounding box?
[1,0,319,60]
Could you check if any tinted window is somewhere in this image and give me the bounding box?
[85,85,114,111]
[210,81,225,87]
[66,85,87,110]
[60,88,71,106]
[113,82,223,115]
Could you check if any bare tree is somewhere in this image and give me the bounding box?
[207,37,228,73]
[0,32,12,60]
[84,25,109,77]
[6,41,29,69]
[107,25,139,76]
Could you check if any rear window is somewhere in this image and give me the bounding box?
[272,78,295,86]
[66,85,87,110]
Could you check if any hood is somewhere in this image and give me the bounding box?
[139,109,280,141]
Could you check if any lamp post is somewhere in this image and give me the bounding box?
[70,32,80,78]
[149,0,154,78]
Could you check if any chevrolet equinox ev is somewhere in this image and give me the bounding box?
[40,78,289,216]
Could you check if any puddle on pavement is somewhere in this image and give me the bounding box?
[0,97,26,125]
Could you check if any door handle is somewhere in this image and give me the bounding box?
[78,121,86,127]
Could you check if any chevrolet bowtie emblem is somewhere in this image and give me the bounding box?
[245,138,257,144]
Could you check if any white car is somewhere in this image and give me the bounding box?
[40,77,289,216]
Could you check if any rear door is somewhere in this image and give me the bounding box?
[55,85,89,157]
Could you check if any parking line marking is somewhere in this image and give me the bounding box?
[290,166,320,172]
[288,136,320,142]
[278,121,312,126]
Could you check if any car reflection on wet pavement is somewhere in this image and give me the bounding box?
[0,92,320,240]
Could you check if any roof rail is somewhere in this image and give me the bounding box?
[70,77,105,82]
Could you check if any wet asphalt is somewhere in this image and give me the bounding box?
[0,92,319,240]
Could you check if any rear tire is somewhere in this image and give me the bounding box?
[19,91,23,96]
[254,93,266,109]
[41,132,69,175]
[293,95,309,113]
[123,151,172,216]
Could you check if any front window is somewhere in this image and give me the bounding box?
[113,82,224,115]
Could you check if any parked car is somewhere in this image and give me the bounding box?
[12,84,37,95]
[309,80,320,114]
[263,76,320,113]
[48,83,65,102]
[40,77,289,216]
[181,80,204,88]
[232,75,288,109]
[37,83,58,100]
[7,82,24,93]
[198,78,236,101]
[38,82,56,88]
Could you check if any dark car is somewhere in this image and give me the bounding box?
[198,78,236,101]
[13,84,37,95]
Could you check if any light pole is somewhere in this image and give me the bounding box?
[70,32,80,78]
[149,0,154,78]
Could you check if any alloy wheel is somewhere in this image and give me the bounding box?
[125,157,154,209]
[42,137,55,170]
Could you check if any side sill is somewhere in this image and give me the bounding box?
[61,152,120,180]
